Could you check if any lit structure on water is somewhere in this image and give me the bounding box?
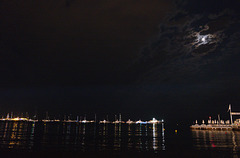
[191,104,240,130]
[0,113,164,125]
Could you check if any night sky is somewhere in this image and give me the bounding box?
[1,0,240,122]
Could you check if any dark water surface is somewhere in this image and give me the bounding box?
[0,121,239,158]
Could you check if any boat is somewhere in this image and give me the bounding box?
[136,120,147,124]
[112,119,125,124]
[126,119,134,124]
[0,117,29,122]
[99,120,111,124]
[148,118,160,124]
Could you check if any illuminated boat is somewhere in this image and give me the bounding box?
[42,119,60,122]
[42,119,51,122]
[11,117,29,121]
[80,120,95,123]
[136,120,147,124]
[99,120,110,124]
[148,118,160,124]
[28,119,39,122]
[126,119,134,124]
[0,117,29,121]
[63,119,77,123]
[112,120,125,124]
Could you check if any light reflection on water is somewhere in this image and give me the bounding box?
[192,130,240,157]
[0,121,165,152]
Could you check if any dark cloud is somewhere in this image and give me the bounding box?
[122,0,240,120]
[134,0,240,84]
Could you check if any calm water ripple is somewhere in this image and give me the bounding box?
[1,121,240,157]
[0,121,165,152]
[192,130,240,156]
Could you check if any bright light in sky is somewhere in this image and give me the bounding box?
[186,24,222,51]
[190,32,216,49]
[196,34,210,46]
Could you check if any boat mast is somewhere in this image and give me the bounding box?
[119,113,121,122]
[229,104,233,125]
[218,114,220,125]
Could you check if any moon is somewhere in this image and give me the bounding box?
[193,34,211,48]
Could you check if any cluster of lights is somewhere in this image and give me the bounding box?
[0,117,34,122]
[0,115,164,124]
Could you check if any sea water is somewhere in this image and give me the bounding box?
[0,121,239,157]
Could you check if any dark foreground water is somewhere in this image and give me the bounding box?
[0,121,239,158]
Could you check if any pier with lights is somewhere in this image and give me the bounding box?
[190,104,240,131]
